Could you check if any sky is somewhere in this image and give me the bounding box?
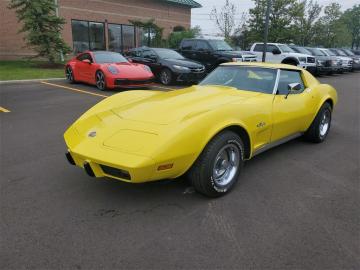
[191,0,360,36]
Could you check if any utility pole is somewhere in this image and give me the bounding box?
[54,0,64,62]
[262,0,271,62]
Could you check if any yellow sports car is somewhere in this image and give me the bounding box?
[64,62,337,197]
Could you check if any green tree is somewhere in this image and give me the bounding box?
[167,26,201,49]
[9,0,71,63]
[342,5,360,49]
[245,0,304,45]
[293,0,322,46]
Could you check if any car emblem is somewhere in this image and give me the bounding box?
[88,131,97,137]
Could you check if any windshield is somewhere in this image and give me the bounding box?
[306,48,326,56]
[208,40,233,51]
[278,45,294,53]
[343,49,355,56]
[94,52,127,64]
[335,49,347,56]
[199,66,277,94]
[323,49,336,56]
[152,48,185,59]
[292,46,311,55]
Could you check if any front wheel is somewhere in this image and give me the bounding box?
[95,71,107,91]
[65,66,76,83]
[188,131,244,197]
[304,102,332,143]
[159,68,173,85]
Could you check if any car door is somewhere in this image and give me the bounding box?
[75,53,93,82]
[142,49,161,73]
[271,69,317,142]
[266,44,282,63]
[194,40,214,69]
[180,40,195,60]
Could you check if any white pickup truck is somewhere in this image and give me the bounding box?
[250,43,317,73]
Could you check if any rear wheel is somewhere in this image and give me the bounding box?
[159,68,173,85]
[304,102,332,143]
[95,71,107,91]
[188,131,244,197]
[65,66,76,83]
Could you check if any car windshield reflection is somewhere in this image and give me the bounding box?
[199,66,277,94]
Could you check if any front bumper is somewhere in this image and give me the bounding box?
[175,72,206,82]
[108,77,154,88]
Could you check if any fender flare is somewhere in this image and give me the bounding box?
[281,57,299,65]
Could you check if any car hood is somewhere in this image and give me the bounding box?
[283,52,311,58]
[102,62,154,78]
[110,86,259,125]
[162,58,203,68]
[216,50,256,57]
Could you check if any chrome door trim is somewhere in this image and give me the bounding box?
[272,69,281,95]
[252,132,303,157]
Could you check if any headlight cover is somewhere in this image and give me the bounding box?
[142,65,152,73]
[107,65,119,74]
[173,65,190,71]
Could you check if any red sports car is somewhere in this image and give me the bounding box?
[65,51,154,90]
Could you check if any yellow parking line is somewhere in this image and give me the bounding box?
[0,106,10,113]
[41,81,109,98]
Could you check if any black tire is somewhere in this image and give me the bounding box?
[65,66,76,83]
[159,68,173,85]
[304,102,332,143]
[95,71,107,91]
[188,131,244,197]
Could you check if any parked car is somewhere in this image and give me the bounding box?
[289,45,331,75]
[250,43,317,73]
[305,47,341,75]
[64,62,337,197]
[127,47,205,85]
[328,49,354,71]
[178,38,256,72]
[352,50,360,55]
[339,49,360,70]
[315,48,344,73]
[65,51,154,90]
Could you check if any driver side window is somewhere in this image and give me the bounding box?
[77,53,92,62]
[277,70,305,95]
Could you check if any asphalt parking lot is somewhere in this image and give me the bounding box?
[1,73,359,270]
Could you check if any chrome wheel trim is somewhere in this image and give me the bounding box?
[66,67,73,81]
[96,72,105,90]
[319,109,331,137]
[160,70,170,85]
[212,144,240,187]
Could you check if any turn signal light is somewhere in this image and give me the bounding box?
[157,163,173,171]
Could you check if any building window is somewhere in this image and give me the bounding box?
[89,22,105,51]
[71,20,105,53]
[122,25,135,53]
[108,24,122,52]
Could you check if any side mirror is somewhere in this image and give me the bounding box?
[285,82,302,99]
[82,59,91,64]
[272,48,281,55]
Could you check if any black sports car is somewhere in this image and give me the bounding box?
[127,47,205,85]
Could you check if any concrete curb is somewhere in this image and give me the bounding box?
[0,78,65,85]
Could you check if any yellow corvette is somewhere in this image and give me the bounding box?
[64,62,337,197]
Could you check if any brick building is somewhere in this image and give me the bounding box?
[0,0,201,60]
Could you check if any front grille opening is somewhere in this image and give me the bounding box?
[100,165,131,180]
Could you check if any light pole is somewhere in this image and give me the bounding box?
[262,0,271,62]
